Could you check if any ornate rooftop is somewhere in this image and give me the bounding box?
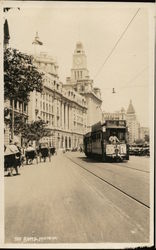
[127,100,135,114]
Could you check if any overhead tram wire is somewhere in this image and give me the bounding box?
[100,65,148,91]
[94,8,141,80]
[118,65,148,89]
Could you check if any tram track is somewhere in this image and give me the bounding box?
[101,161,150,174]
[66,155,150,209]
[78,157,150,174]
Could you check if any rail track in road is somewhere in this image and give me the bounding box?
[106,162,150,173]
[66,155,150,209]
[77,157,150,174]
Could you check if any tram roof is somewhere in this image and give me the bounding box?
[84,132,91,137]
[91,120,126,132]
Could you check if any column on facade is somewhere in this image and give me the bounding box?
[66,103,69,130]
[61,102,64,129]
[58,99,60,128]
[65,103,68,130]
[68,104,70,130]
[54,98,57,128]
[69,104,72,131]
[64,102,66,130]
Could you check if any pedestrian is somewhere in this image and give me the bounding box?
[48,145,51,162]
[39,143,49,163]
[25,143,35,165]
[14,142,22,168]
[4,140,20,176]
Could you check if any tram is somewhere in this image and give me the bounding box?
[84,120,129,162]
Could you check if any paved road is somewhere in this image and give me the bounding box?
[5,153,150,244]
[66,153,150,207]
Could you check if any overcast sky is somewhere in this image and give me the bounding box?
[3,2,154,127]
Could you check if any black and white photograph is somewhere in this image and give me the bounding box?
[1,1,155,248]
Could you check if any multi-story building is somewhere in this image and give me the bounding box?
[139,127,149,141]
[28,52,87,149]
[126,100,140,144]
[4,99,28,145]
[65,42,102,130]
[102,107,126,121]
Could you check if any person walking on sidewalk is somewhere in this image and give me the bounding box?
[4,140,20,176]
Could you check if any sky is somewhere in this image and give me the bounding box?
[3,2,155,127]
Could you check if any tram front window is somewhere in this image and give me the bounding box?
[107,129,126,143]
[117,130,126,142]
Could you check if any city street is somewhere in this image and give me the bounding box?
[5,152,150,244]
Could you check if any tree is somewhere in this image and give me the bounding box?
[4,48,44,102]
[4,111,52,143]
[16,119,52,144]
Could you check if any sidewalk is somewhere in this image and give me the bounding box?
[4,153,63,178]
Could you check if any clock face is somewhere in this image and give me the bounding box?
[74,56,82,65]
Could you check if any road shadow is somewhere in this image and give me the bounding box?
[4,173,21,177]
[77,156,127,165]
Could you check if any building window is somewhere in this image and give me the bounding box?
[46,103,48,111]
[24,103,27,112]
[14,100,17,109]
[43,102,45,111]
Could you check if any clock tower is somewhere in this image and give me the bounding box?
[65,41,102,130]
[71,41,89,82]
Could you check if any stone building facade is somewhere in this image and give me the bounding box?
[139,127,149,141]
[126,100,140,144]
[65,42,102,131]
[28,52,87,150]
[4,99,28,145]
[102,108,126,121]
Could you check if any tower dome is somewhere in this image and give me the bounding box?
[75,41,84,54]
[76,41,83,49]
[127,100,135,114]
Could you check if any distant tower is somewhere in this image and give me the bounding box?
[65,41,102,130]
[32,32,43,56]
[4,19,10,49]
[71,41,90,83]
[126,100,139,144]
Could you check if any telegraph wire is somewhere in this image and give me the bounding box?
[119,65,148,89]
[101,65,148,91]
[94,8,141,79]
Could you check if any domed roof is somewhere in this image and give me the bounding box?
[127,100,135,114]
